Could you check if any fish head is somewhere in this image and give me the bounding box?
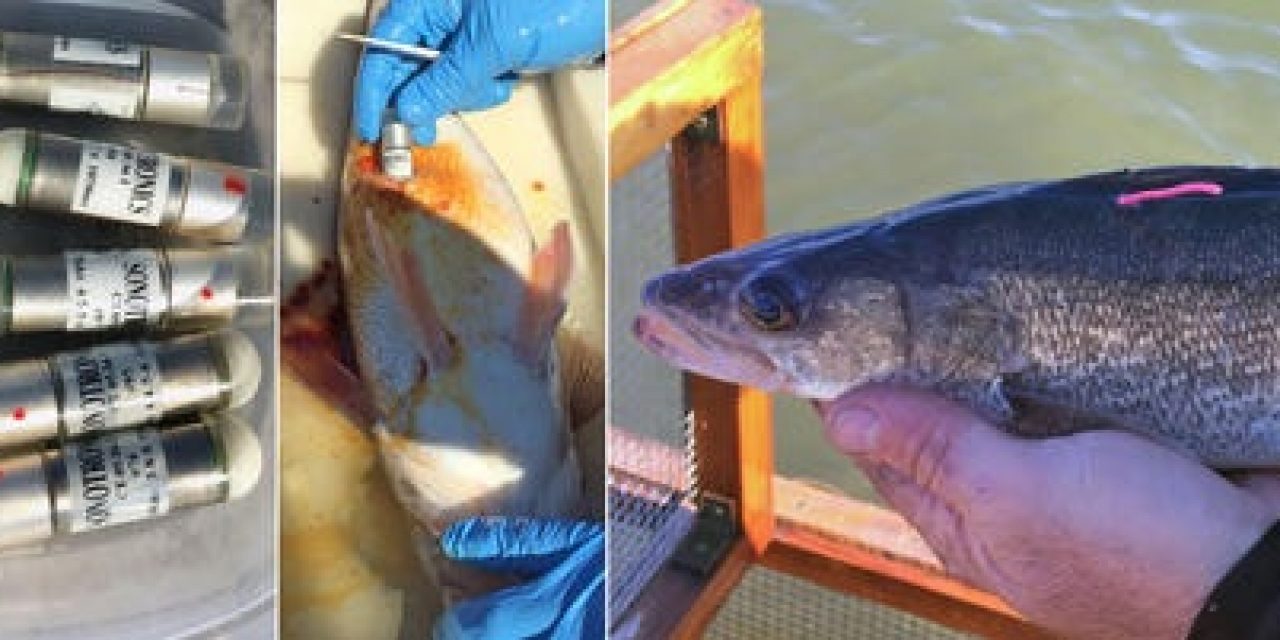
[634,227,907,400]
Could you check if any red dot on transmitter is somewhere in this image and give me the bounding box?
[224,175,248,196]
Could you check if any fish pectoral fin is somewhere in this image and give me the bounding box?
[999,379,1126,438]
[516,221,573,364]
[363,207,456,372]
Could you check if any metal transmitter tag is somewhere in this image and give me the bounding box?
[70,143,172,225]
[65,250,166,331]
[63,429,170,533]
[54,343,163,437]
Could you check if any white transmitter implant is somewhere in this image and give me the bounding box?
[0,330,261,449]
[2,247,247,333]
[0,413,263,549]
[0,33,249,130]
[0,129,267,241]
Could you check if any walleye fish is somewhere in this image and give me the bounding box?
[339,116,581,593]
[635,166,1280,469]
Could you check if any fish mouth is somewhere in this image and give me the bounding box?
[633,310,703,368]
[632,306,786,392]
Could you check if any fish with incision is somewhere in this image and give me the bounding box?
[635,166,1280,469]
[339,115,581,600]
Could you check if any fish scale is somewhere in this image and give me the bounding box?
[987,271,1280,465]
[636,166,1280,469]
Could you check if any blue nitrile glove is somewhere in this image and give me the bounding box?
[355,0,606,145]
[434,517,605,640]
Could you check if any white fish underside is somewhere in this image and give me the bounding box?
[338,116,581,598]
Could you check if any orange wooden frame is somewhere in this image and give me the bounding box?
[609,1,1049,638]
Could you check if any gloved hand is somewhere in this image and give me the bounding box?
[434,517,604,640]
[818,386,1280,640]
[355,0,606,145]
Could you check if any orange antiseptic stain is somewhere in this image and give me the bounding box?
[531,180,545,192]
[354,145,380,176]
[400,143,483,223]
[354,142,501,233]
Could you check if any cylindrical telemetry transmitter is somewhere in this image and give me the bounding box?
[381,121,414,182]
[1,246,243,333]
[0,129,265,241]
[0,413,263,549]
[0,33,248,129]
[0,330,261,449]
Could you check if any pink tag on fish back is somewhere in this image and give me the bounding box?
[1116,181,1224,207]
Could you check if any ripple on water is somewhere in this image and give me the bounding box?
[746,0,1280,492]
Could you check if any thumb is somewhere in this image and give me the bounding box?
[820,386,1026,508]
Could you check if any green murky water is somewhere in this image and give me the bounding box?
[612,1,1280,498]
[760,0,1280,497]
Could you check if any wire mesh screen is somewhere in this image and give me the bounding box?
[607,428,696,629]
[609,147,687,447]
[609,146,698,629]
[705,566,978,640]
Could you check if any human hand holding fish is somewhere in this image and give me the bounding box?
[819,386,1280,640]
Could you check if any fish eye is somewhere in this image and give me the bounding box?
[738,278,799,332]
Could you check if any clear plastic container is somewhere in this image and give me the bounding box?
[0,1,276,638]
